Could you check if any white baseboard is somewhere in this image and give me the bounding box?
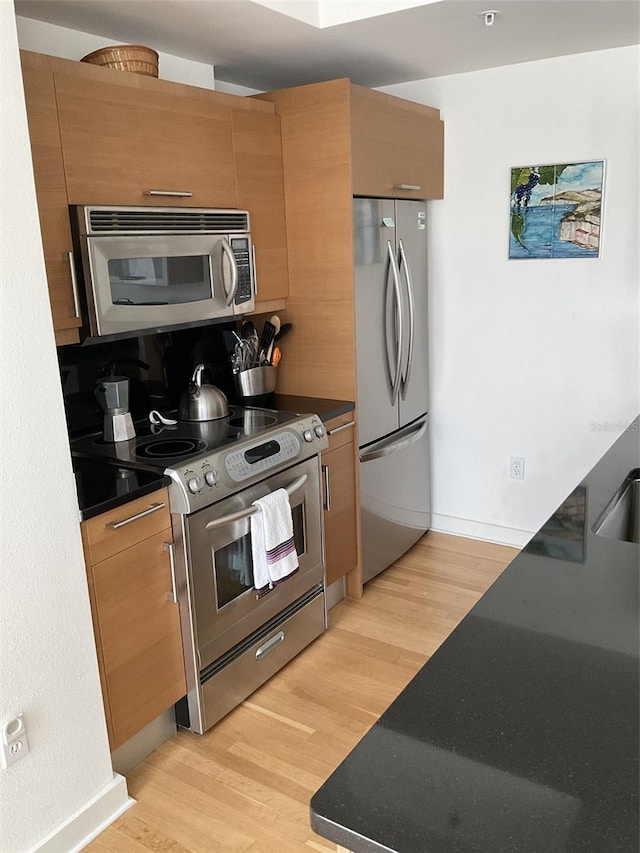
[29,773,135,853]
[430,513,534,549]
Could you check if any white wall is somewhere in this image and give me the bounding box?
[0,3,129,850]
[381,46,640,546]
[16,15,216,88]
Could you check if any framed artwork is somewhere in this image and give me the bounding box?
[509,161,604,259]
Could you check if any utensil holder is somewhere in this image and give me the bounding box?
[235,365,277,404]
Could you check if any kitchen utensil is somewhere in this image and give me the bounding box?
[235,365,277,400]
[241,320,255,340]
[148,410,178,426]
[178,364,229,421]
[271,347,282,367]
[274,322,292,342]
[94,376,136,442]
[266,315,281,363]
[259,321,277,364]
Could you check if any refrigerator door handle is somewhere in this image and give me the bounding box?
[360,416,427,463]
[385,239,404,405]
[398,238,415,400]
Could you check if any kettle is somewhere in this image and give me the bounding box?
[178,364,229,422]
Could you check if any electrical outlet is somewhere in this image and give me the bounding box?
[510,456,525,480]
[1,713,29,769]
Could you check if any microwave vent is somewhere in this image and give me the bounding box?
[85,207,250,235]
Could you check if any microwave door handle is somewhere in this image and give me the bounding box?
[204,474,308,530]
[220,238,238,307]
[398,239,415,399]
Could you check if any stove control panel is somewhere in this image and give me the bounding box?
[225,429,300,482]
[166,414,328,513]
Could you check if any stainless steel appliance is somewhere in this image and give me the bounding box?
[74,206,256,340]
[178,364,230,422]
[354,198,431,583]
[72,406,328,734]
[93,376,136,442]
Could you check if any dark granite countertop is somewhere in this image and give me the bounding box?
[74,457,170,521]
[272,394,355,423]
[311,418,639,853]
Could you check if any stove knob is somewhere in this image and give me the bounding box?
[314,424,326,438]
[303,429,314,443]
[204,469,219,487]
[187,476,203,494]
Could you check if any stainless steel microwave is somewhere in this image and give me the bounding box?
[74,205,255,340]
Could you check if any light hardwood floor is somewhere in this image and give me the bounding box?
[87,532,518,853]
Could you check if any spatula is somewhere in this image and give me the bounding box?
[259,319,277,364]
[265,315,281,364]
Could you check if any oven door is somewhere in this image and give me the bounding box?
[184,456,325,671]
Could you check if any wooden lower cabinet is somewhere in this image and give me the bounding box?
[81,488,186,749]
[321,414,359,589]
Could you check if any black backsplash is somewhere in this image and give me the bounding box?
[58,321,239,437]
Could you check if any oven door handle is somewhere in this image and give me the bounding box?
[204,474,308,530]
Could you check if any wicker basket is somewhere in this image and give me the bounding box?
[80,45,159,77]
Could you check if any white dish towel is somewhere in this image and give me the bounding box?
[250,488,299,594]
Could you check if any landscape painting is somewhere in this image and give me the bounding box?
[509,161,604,259]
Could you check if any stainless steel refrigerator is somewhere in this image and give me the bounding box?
[354,198,431,583]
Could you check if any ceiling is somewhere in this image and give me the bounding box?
[14,0,640,90]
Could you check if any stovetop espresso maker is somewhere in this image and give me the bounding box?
[94,376,136,442]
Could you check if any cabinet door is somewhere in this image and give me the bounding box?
[21,67,81,343]
[232,109,289,305]
[90,528,186,749]
[350,86,444,200]
[322,417,358,587]
[55,74,237,208]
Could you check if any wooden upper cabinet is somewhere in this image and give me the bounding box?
[232,109,289,304]
[350,84,444,200]
[21,66,81,344]
[55,73,238,208]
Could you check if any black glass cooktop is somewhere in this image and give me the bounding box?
[71,406,293,470]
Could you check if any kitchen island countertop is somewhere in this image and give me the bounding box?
[311,417,639,852]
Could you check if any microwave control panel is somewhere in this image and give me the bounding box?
[231,237,252,305]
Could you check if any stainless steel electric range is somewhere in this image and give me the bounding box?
[72,406,329,734]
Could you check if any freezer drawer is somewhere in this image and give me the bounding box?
[359,416,431,583]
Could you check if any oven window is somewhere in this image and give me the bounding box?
[107,256,212,306]
[214,504,306,609]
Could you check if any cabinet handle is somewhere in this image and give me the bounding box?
[322,464,331,512]
[67,252,81,319]
[252,244,258,297]
[327,420,355,436]
[163,541,178,603]
[144,190,193,198]
[107,501,165,530]
[393,183,422,191]
[255,631,285,661]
